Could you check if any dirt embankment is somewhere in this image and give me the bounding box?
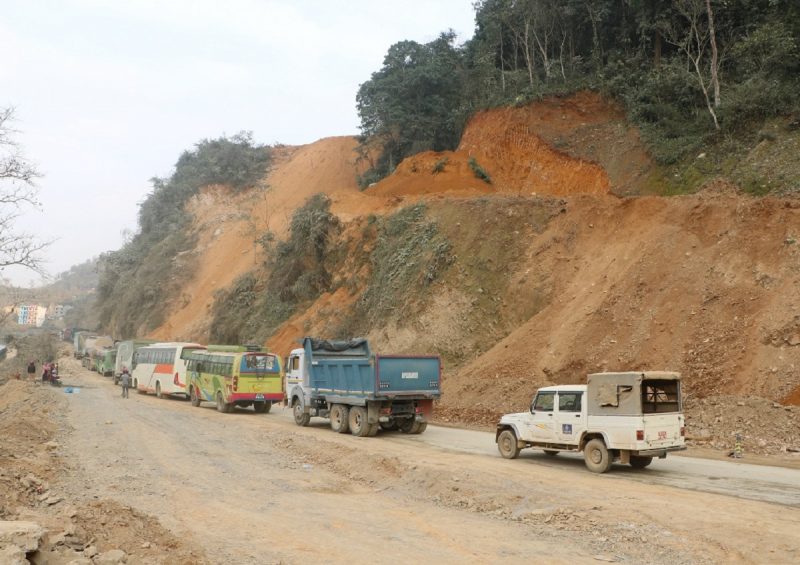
[148,91,800,456]
[0,378,205,564]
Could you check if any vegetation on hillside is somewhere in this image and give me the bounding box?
[357,0,800,190]
[96,133,271,338]
[210,194,341,344]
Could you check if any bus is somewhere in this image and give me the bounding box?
[132,342,204,398]
[114,339,156,385]
[186,346,283,413]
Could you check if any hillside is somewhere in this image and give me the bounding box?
[132,90,800,447]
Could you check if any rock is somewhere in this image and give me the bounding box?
[95,548,127,564]
[0,545,26,565]
[44,441,60,450]
[141,541,151,549]
[67,559,93,565]
[84,545,98,558]
[45,496,63,506]
[0,521,44,552]
[593,555,617,562]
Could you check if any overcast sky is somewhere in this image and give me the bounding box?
[1,0,476,287]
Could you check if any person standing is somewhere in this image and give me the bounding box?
[27,361,36,381]
[120,367,131,399]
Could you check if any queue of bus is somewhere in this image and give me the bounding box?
[69,331,284,414]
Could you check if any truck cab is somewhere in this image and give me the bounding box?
[496,372,686,473]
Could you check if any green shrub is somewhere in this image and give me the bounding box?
[356,204,453,325]
[432,157,449,174]
[468,157,492,184]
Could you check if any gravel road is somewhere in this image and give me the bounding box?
[56,359,800,564]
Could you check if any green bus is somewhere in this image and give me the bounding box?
[186,346,283,413]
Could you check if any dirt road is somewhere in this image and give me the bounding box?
[55,359,800,564]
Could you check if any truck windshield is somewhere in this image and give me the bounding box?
[641,380,680,413]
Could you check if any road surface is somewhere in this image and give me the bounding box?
[56,360,800,564]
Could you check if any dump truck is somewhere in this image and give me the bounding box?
[285,337,441,436]
[496,371,686,473]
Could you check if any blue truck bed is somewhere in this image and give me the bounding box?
[304,338,440,401]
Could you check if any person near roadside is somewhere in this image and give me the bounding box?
[27,360,36,381]
[41,364,50,383]
[120,367,131,399]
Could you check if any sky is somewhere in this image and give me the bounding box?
[1,0,476,287]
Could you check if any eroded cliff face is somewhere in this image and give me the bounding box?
[151,93,800,423]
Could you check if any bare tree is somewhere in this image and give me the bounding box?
[0,107,48,272]
[661,0,721,130]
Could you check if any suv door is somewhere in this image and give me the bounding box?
[554,391,585,444]
[527,391,556,441]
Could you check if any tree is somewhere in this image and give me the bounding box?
[659,0,721,129]
[356,31,466,180]
[0,107,47,272]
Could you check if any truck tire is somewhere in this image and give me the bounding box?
[293,400,311,427]
[253,402,268,413]
[398,418,415,434]
[330,404,350,433]
[367,423,379,437]
[497,429,521,459]
[412,421,427,434]
[630,456,653,469]
[348,406,371,437]
[190,387,201,407]
[584,439,612,473]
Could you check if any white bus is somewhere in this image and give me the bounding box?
[132,342,204,398]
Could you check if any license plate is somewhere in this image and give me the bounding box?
[255,394,264,401]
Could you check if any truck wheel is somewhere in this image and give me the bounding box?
[584,439,612,473]
[330,404,350,434]
[412,421,427,435]
[293,400,311,427]
[113,375,119,385]
[253,402,268,413]
[544,450,559,456]
[630,456,653,469]
[367,423,379,437]
[348,406,370,437]
[190,387,201,407]
[398,418,415,434]
[497,429,521,459]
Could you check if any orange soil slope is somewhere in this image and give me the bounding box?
[150,137,385,341]
[444,187,800,414]
[370,91,650,199]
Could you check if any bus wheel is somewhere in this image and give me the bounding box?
[253,402,268,414]
[262,401,272,414]
[216,391,230,413]
[330,404,350,434]
[190,387,201,407]
[155,382,162,399]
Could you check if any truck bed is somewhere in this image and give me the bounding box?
[309,355,440,399]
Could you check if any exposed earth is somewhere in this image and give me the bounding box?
[1,356,799,564]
